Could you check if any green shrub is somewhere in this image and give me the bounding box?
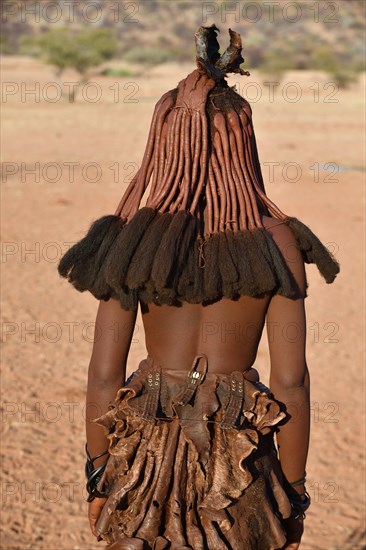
[311,45,338,73]
[100,67,134,77]
[124,47,174,66]
[330,70,358,89]
[19,27,118,101]
[351,60,366,72]
[20,27,118,76]
[0,35,12,55]
[258,47,297,79]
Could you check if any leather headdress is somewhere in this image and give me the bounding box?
[58,24,340,310]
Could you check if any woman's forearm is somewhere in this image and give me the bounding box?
[270,368,310,495]
[84,298,138,468]
[85,371,125,468]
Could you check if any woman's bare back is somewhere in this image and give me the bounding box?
[141,216,308,375]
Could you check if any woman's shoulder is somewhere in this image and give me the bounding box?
[261,215,308,298]
[261,215,297,244]
[261,215,305,265]
[261,215,289,232]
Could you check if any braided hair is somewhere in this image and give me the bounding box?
[58,25,340,310]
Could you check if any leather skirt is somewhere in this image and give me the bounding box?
[94,354,293,550]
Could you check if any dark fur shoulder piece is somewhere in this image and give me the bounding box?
[284,217,340,283]
[57,215,125,294]
[57,207,340,310]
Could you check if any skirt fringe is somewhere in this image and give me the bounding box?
[93,355,292,550]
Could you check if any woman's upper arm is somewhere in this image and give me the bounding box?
[88,298,138,383]
[266,224,308,386]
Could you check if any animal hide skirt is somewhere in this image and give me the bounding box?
[93,354,293,550]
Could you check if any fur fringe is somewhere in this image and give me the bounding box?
[104,207,157,293]
[151,210,196,290]
[57,215,124,293]
[284,217,340,283]
[218,231,239,298]
[125,212,173,289]
[57,208,340,310]
[202,234,221,301]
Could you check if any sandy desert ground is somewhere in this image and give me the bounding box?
[1,57,365,549]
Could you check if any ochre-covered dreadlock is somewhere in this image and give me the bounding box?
[58,24,340,310]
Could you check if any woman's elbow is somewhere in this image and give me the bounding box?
[87,361,125,390]
[270,362,310,392]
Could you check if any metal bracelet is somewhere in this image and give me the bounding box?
[85,444,110,502]
[288,490,311,520]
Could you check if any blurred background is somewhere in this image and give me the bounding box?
[1,1,365,548]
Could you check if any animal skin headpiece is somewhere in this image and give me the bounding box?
[58,25,340,310]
